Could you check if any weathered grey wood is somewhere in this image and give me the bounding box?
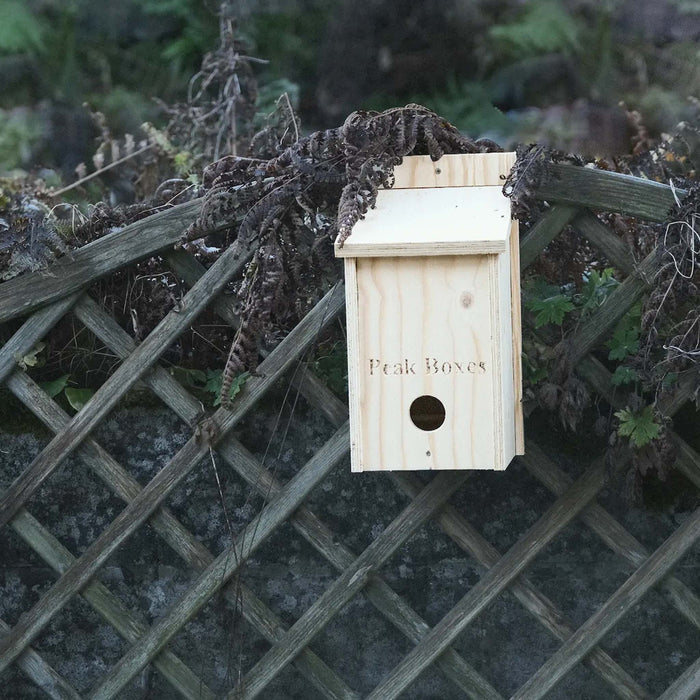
[0,283,345,677]
[534,164,686,222]
[571,210,636,275]
[0,617,81,700]
[88,422,351,700]
[71,285,496,699]
[393,468,650,700]
[10,506,216,700]
[215,436,501,699]
[0,292,80,385]
[232,471,469,700]
[0,234,251,530]
[658,655,700,700]
[8,369,357,700]
[164,248,350,427]
[519,205,579,271]
[512,506,700,699]
[234,579,359,700]
[364,453,617,700]
[0,199,202,323]
[523,435,700,632]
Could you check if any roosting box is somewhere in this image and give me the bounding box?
[335,153,524,472]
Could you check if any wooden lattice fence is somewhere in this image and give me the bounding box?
[0,162,698,698]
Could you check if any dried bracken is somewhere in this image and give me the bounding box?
[186,103,502,407]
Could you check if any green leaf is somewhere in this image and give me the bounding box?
[607,327,640,360]
[578,268,619,313]
[615,405,661,448]
[170,366,207,388]
[528,294,575,327]
[16,341,46,370]
[489,0,581,58]
[204,368,223,396]
[205,369,250,406]
[39,374,70,398]
[610,366,638,386]
[64,387,94,411]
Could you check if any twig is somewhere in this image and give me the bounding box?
[50,144,154,198]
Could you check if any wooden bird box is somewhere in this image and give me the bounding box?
[335,152,524,472]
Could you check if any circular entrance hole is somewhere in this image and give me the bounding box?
[409,395,446,431]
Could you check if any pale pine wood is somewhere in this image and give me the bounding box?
[351,254,501,470]
[510,220,525,454]
[335,186,511,258]
[391,152,516,189]
[339,153,521,471]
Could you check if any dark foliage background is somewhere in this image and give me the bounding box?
[1,0,700,175]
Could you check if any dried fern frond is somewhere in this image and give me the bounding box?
[186,103,502,407]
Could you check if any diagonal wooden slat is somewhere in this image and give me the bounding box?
[0,292,81,385]
[230,471,469,700]
[570,210,636,276]
[0,618,81,700]
[10,506,217,700]
[87,421,351,700]
[512,506,700,699]
[0,233,252,530]
[519,205,579,271]
[7,369,357,700]
[0,199,201,323]
[67,277,499,699]
[658,654,700,700]
[523,439,700,633]
[578,354,700,489]
[534,164,685,222]
[0,282,345,676]
[393,468,651,700]
[364,453,625,699]
[215,429,501,699]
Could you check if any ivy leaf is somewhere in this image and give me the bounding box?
[64,387,94,412]
[39,374,70,398]
[615,405,661,448]
[527,294,575,327]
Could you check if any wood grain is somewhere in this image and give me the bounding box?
[391,152,516,189]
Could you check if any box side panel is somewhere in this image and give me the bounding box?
[355,256,497,470]
[510,220,525,455]
[496,245,515,469]
[343,258,364,472]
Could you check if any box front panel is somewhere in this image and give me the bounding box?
[353,255,498,470]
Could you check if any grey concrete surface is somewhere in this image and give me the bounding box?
[0,393,698,698]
